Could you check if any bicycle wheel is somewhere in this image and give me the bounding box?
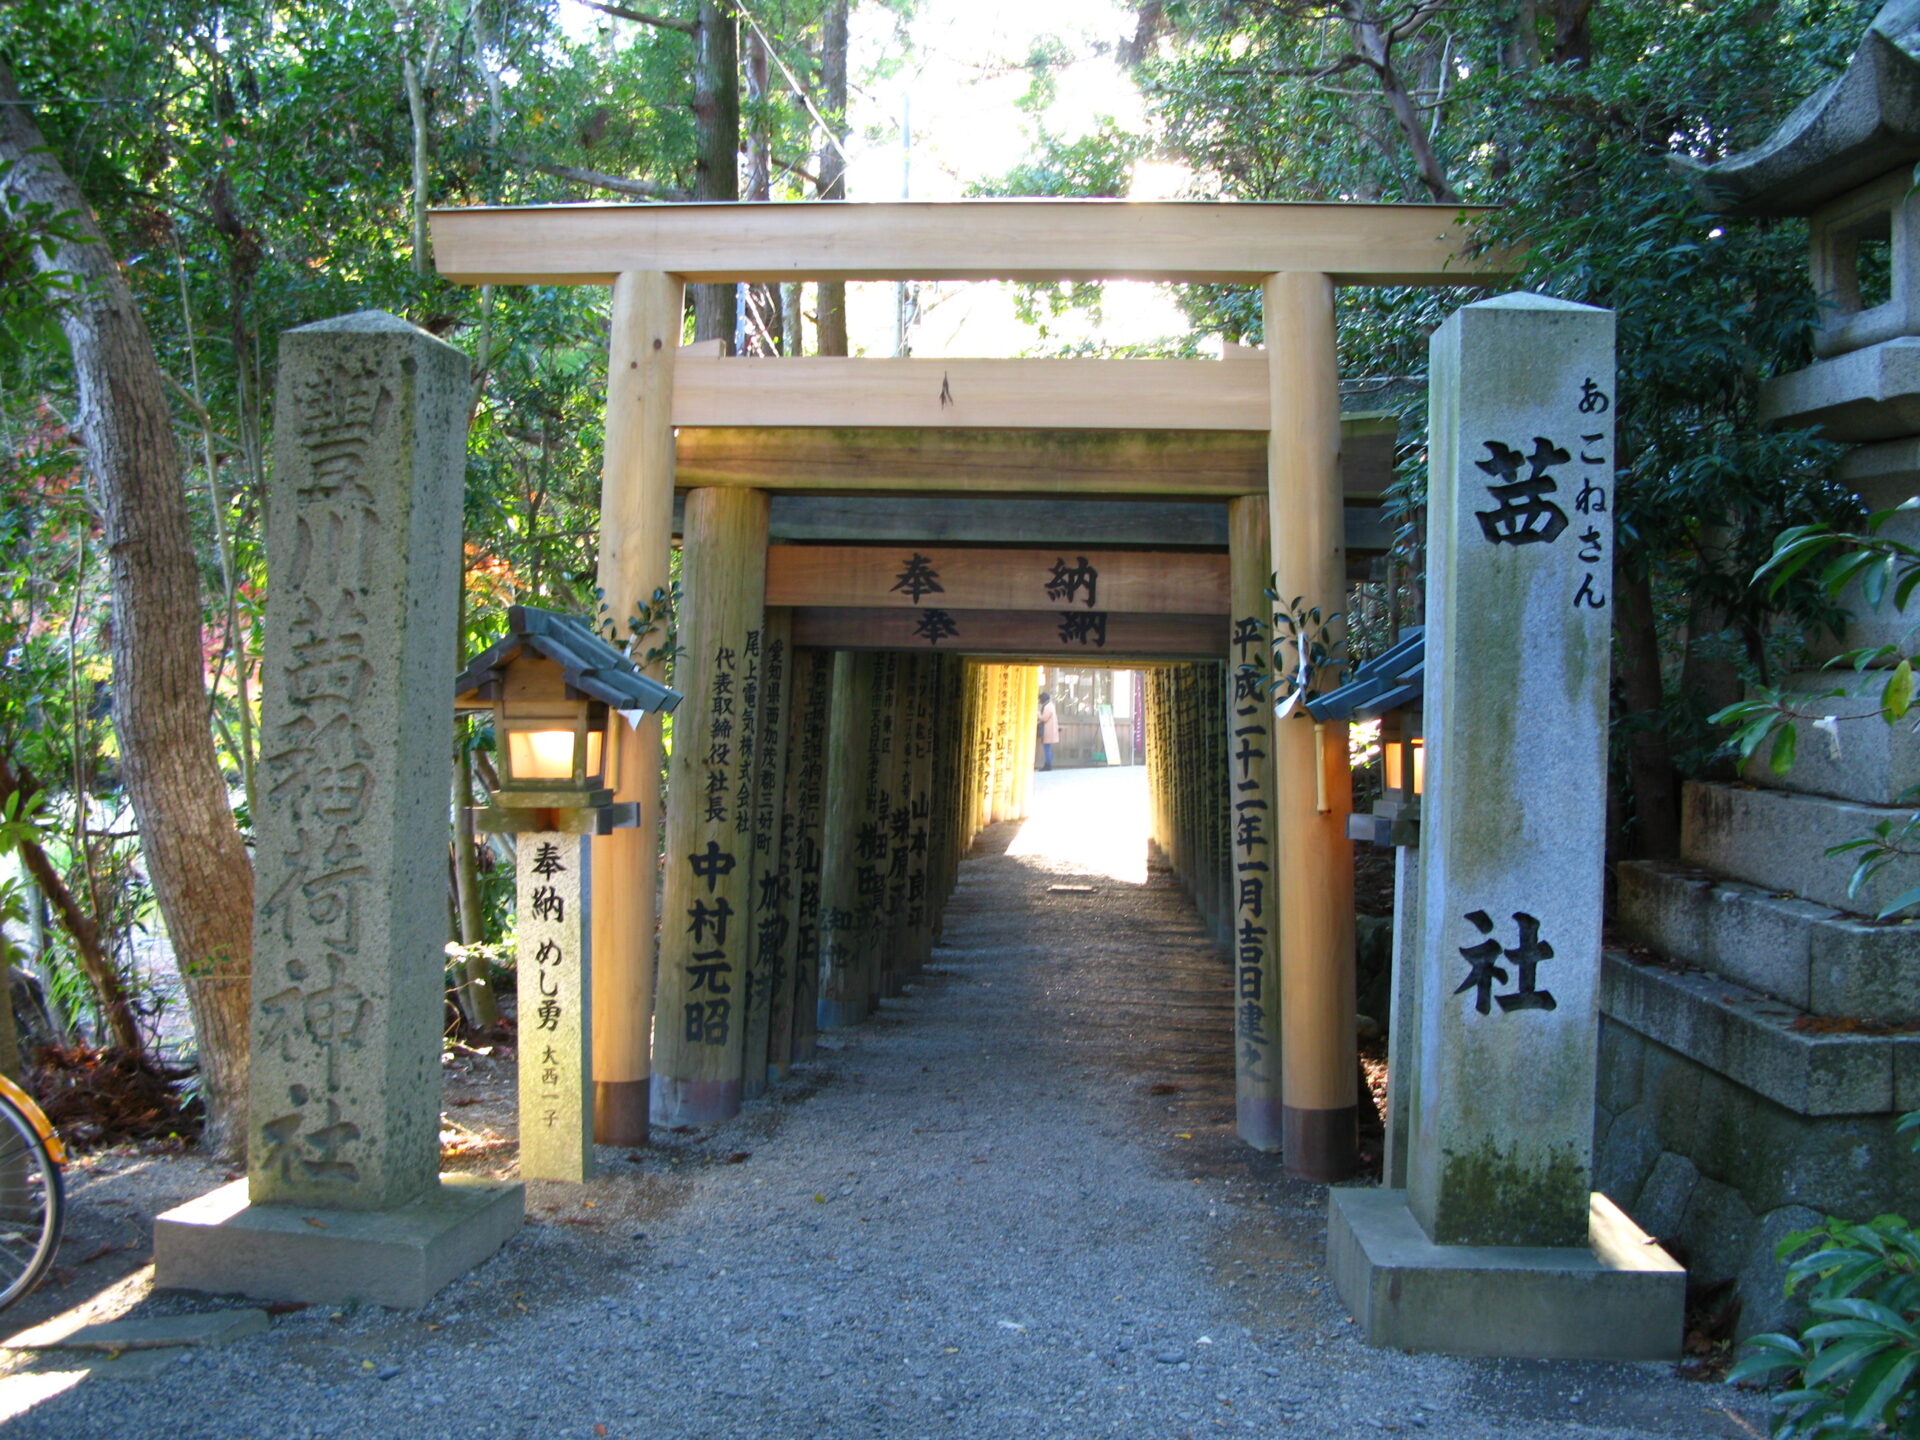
[0,1091,62,1312]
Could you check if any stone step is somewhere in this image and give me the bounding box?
[1599,949,1919,1117]
[1739,669,1920,807]
[1680,779,1920,915]
[1618,859,1920,1022]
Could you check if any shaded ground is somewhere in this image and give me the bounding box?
[0,767,1764,1438]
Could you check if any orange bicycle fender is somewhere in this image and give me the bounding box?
[0,1074,66,1166]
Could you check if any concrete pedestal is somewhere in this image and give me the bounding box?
[1328,1187,1685,1360]
[154,1176,523,1310]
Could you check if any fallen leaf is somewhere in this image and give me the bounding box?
[303,1217,328,1229]
[595,1427,609,1437]
[1147,1083,1180,1096]
[726,1152,752,1164]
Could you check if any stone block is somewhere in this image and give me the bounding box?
[1837,435,1920,510]
[1618,859,1920,1022]
[1595,1017,1646,1116]
[1595,1105,1664,1208]
[1327,1187,1685,1361]
[1738,1206,1827,1340]
[1643,1033,1706,1158]
[1601,952,1895,1114]
[1617,860,1816,1005]
[1681,780,1920,916]
[1761,336,1920,441]
[153,1175,523,1310]
[1740,668,1920,804]
[1633,1152,1700,1240]
[1680,1175,1757,1282]
[1800,507,1920,667]
[1897,1036,1920,1110]
[1810,919,1920,1023]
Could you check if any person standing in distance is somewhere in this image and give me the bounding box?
[1037,690,1059,771]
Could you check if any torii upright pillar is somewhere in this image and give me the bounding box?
[1264,271,1358,1182]
[653,486,770,1125]
[592,270,682,1144]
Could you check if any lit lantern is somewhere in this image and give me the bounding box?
[455,605,681,833]
[1306,626,1425,848]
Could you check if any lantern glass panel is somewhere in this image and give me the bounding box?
[1411,738,1426,796]
[1384,741,1405,794]
[507,724,602,783]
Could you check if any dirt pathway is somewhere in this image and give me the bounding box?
[0,769,1763,1439]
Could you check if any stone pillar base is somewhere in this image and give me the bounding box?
[1328,1188,1685,1361]
[154,1176,523,1310]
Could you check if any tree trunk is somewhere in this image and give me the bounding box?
[1613,568,1681,860]
[814,0,850,357]
[450,748,499,1028]
[1347,5,1459,204]
[1548,0,1595,65]
[690,0,740,348]
[0,751,146,1054]
[0,61,255,1154]
[743,30,782,354]
[401,14,442,277]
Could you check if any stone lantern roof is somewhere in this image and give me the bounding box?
[454,604,682,715]
[1682,1,1920,217]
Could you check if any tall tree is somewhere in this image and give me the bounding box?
[691,1,742,347]
[0,58,254,1151]
[815,0,850,356]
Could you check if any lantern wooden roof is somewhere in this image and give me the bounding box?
[454,605,682,714]
[1306,627,1425,722]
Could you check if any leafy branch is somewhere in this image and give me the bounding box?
[1714,512,1920,915]
[1728,1112,1920,1436]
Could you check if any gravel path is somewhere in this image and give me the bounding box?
[0,769,1765,1439]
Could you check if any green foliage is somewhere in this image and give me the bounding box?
[1714,512,1920,914]
[1121,0,1874,840]
[0,0,849,979]
[1728,1112,1920,1437]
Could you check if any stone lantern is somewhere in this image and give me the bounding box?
[1608,0,1920,1338]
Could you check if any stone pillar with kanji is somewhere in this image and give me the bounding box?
[153,311,522,1309]
[1327,293,1684,1361]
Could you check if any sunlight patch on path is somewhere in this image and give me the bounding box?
[1005,764,1150,884]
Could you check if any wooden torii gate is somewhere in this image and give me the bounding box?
[430,199,1506,1180]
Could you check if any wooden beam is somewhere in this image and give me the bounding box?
[430,199,1511,286]
[674,415,1399,499]
[763,496,1231,547]
[766,545,1229,614]
[673,356,1268,430]
[672,494,1395,553]
[790,607,1225,658]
